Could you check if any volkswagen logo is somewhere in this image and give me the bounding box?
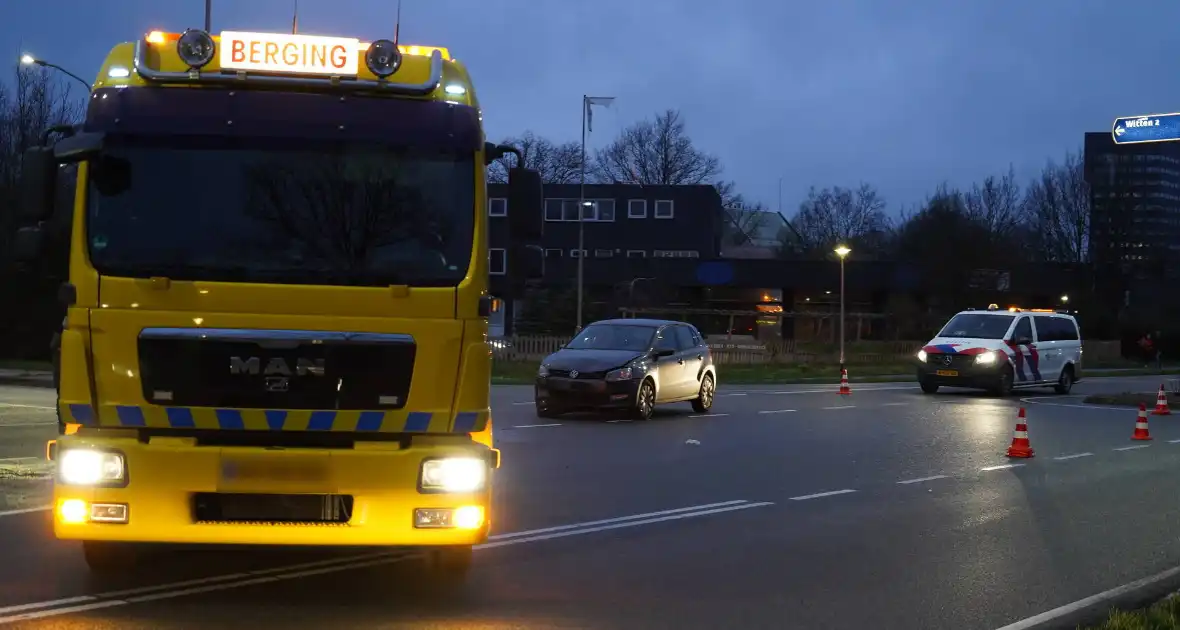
[569,370,579,379]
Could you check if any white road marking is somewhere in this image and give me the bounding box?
[757,409,796,415]
[881,402,909,407]
[605,419,631,423]
[510,423,561,429]
[0,457,38,463]
[0,500,773,622]
[1019,395,1137,411]
[0,422,56,428]
[789,489,857,501]
[823,405,856,410]
[1114,444,1151,451]
[897,475,948,485]
[992,563,1180,630]
[0,506,49,518]
[981,463,1025,471]
[718,393,747,397]
[1053,452,1093,461]
[511,401,534,406]
[760,385,915,395]
[1169,439,1180,444]
[687,413,729,418]
[0,403,55,411]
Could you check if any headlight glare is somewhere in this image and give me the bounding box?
[59,449,125,485]
[916,350,927,363]
[420,457,487,493]
[975,351,997,365]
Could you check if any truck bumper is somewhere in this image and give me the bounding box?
[51,434,492,547]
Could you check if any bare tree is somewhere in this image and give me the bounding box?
[786,183,891,257]
[487,131,583,184]
[0,65,83,217]
[592,109,722,186]
[964,166,1023,238]
[1022,151,1089,262]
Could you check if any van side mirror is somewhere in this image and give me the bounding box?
[1013,336,1032,346]
[20,146,57,222]
[507,166,543,242]
[13,225,46,262]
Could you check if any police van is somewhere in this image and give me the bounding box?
[915,305,1082,395]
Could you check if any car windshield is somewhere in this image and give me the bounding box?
[565,325,656,351]
[85,134,475,287]
[937,314,1016,340]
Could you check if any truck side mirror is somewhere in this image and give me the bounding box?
[509,245,544,281]
[13,225,46,262]
[507,166,543,243]
[20,146,57,222]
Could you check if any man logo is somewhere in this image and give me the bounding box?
[230,357,326,377]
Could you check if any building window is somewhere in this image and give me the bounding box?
[544,199,615,222]
[594,249,614,258]
[626,250,646,258]
[489,248,506,275]
[654,200,674,219]
[544,248,563,258]
[488,198,507,217]
[569,249,589,258]
[628,199,647,218]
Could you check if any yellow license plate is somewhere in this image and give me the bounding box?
[936,370,959,377]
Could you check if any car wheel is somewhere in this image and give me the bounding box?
[631,379,656,420]
[691,374,715,413]
[991,366,1014,396]
[919,379,939,394]
[535,400,562,419]
[1054,366,1074,394]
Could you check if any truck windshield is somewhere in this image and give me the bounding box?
[936,314,1016,340]
[86,134,475,287]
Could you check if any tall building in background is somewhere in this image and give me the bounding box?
[1084,131,1180,267]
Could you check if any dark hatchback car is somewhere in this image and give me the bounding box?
[534,319,717,420]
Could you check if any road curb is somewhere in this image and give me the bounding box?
[996,566,1180,630]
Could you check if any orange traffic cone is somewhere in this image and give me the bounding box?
[1133,404,1153,440]
[1006,407,1035,458]
[1151,384,1171,416]
[839,368,851,395]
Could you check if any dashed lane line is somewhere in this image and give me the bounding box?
[0,403,55,411]
[897,475,948,485]
[822,405,856,410]
[981,463,1025,472]
[511,423,562,429]
[757,409,797,415]
[789,489,857,501]
[1053,452,1093,461]
[687,413,730,418]
[1114,444,1151,451]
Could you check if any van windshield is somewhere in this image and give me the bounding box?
[936,314,1015,340]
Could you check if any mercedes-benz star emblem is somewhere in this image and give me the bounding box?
[569,370,579,378]
[941,355,953,366]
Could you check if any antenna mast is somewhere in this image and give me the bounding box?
[292,0,299,34]
[393,0,402,48]
[204,0,212,31]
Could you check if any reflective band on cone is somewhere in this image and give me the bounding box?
[839,369,851,395]
[1152,384,1171,416]
[1006,408,1035,458]
[1133,403,1153,440]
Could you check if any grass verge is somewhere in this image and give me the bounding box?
[1081,594,1180,629]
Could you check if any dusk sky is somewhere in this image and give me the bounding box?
[3,0,1177,215]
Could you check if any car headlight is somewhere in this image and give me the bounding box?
[59,449,125,486]
[605,367,634,382]
[538,364,549,378]
[975,351,998,365]
[420,457,487,493]
[916,350,927,363]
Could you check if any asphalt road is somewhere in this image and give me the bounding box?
[1,375,1179,629]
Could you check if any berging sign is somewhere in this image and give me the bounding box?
[219,31,360,76]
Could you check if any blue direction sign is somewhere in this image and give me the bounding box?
[1112,113,1180,145]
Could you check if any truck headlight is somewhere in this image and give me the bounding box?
[916,350,927,363]
[975,351,998,365]
[59,449,125,486]
[605,367,634,382]
[420,457,487,493]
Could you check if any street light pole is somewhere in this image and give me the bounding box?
[834,245,851,370]
[577,96,587,333]
[20,55,91,92]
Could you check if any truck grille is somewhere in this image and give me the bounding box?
[137,328,415,410]
[193,493,353,524]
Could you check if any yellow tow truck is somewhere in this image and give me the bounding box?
[12,26,544,580]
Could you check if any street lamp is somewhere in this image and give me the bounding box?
[577,94,616,333]
[834,245,851,369]
[20,54,91,92]
[1060,295,1069,303]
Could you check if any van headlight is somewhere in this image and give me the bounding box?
[916,350,927,363]
[59,449,125,486]
[419,457,487,493]
[975,351,998,365]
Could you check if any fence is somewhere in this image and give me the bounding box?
[490,335,1124,366]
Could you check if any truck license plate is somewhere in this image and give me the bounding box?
[936,370,959,377]
[220,457,328,484]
